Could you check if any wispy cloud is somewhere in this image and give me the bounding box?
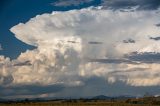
[155,23,160,27]
[101,0,160,10]
[51,0,94,7]
[123,39,135,43]
[150,36,160,41]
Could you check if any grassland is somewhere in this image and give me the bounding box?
[1,98,160,106]
[0,101,157,106]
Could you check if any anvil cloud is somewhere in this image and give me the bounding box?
[1,7,160,98]
[9,7,160,86]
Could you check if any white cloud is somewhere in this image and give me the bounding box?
[4,7,160,87]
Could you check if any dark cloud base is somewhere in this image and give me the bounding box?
[0,84,64,97]
[1,77,160,98]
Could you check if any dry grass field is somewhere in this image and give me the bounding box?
[1,99,160,106]
[0,102,153,106]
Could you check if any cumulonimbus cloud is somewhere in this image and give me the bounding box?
[0,7,159,88]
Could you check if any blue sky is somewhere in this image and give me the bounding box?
[1,0,160,99]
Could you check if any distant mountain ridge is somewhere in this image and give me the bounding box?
[92,95,112,100]
[0,95,136,102]
[92,95,135,100]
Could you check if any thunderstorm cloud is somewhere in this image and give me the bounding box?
[9,7,160,87]
[1,2,160,98]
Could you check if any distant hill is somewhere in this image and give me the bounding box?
[92,95,135,100]
[92,95,112,100]
[115,95,134,100]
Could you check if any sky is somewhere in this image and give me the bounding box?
[1,0,160,99]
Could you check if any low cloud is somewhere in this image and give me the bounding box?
[155,23,160,27]
[123,39,135,43]
[0,84,64,97]
[88,41,103,45]
[13,60,31,66]
[89,58,138,64]
[150,36,160,41]
[125,52,160,63]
